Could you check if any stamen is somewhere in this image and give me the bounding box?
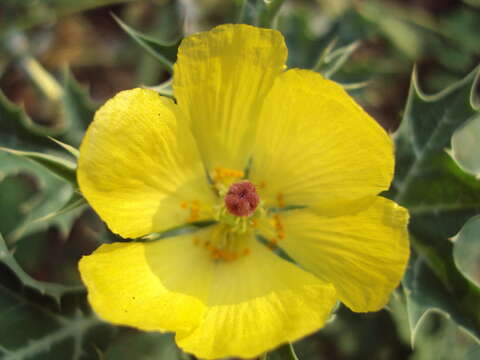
[224,181,260,217]
[192,228,251,262]
[273,214,285,239]
[213,167,244,183]
[180,200,201,222]
[277,192,285,208]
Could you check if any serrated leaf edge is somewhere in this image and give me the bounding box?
[0,233,84,303]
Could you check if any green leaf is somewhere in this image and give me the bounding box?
[450,114,480,177]
[0,279,111,360]
[0,0,135,37]
[104,332,183,360]
[403,256,480,346]
[0,90,62,151]
[0,70,92,242]
[0,152,83,243]
[257,0,286,28]
[453,215,480,288]
[32,191,87,226]
[263,343,299,360]
[113,14,181,72]
[390,294,480,360]
[314,40,360,79]
[394,64,480,344]
[147,79,174,100]
[0,147,77,187]
[49,137,80,159]
[60,68,96,147]
[0,233,83,303]
[0,69,95,152]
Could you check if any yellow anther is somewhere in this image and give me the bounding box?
[180,200,202,222]
[273,214,284,231]
[213,167,244,184]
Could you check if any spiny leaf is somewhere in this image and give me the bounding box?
[314,40,360,79]
[31,191,87,227]
[0,282,108,360]
[0,90,62,151]
[0,147,77,187]
[0,69,95,153]
[104,332,183,360]
[0,70,92,242]
[453,215,480,288]
[113,14,181,72]
[49,137,80,159]
[404,256,480,346]
[61,68,96,147]
[0,233,84,303]
[450,113,480,177]
[257,0,286,28]
[393,64,480,344]
[0,152,83,243]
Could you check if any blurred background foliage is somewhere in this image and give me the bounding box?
[0,0,479,359]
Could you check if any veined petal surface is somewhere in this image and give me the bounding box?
[250,69,394,213]
[79,235,213,333]
[176,233,337,359]
[271,197,409,312]
[77,88,215,238]
[173,24,287,173]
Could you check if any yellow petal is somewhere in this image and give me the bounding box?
[250,69,394,213]
[79,233,214,333]
[270,197,409,312]
[176,234,337,359]
[173,24,287,173]
[77,88,216,238]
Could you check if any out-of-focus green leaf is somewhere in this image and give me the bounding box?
[264,343,299,360]
[450,114,480,177]
[0,0,134,37]
[453,215,480,288]
[393,65,480,344]
[257,0,286,28]
[0,70,94,152]
[0,233,83,302]
[61,68,96,147]
[360,2,423,59]
[0,147,77,187]
[32,192,87,226]
[314,40,360,79]
[104,332,183,360]
[113,14,181,72]
[0,69,92,242]
[0,91,62,151]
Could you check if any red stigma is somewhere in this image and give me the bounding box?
[224,181,260,217]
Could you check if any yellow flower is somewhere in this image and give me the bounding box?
[77,24,409,359]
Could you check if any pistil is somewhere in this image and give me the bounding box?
[224,181,260,217]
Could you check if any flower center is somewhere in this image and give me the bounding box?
[224,181,259,217]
